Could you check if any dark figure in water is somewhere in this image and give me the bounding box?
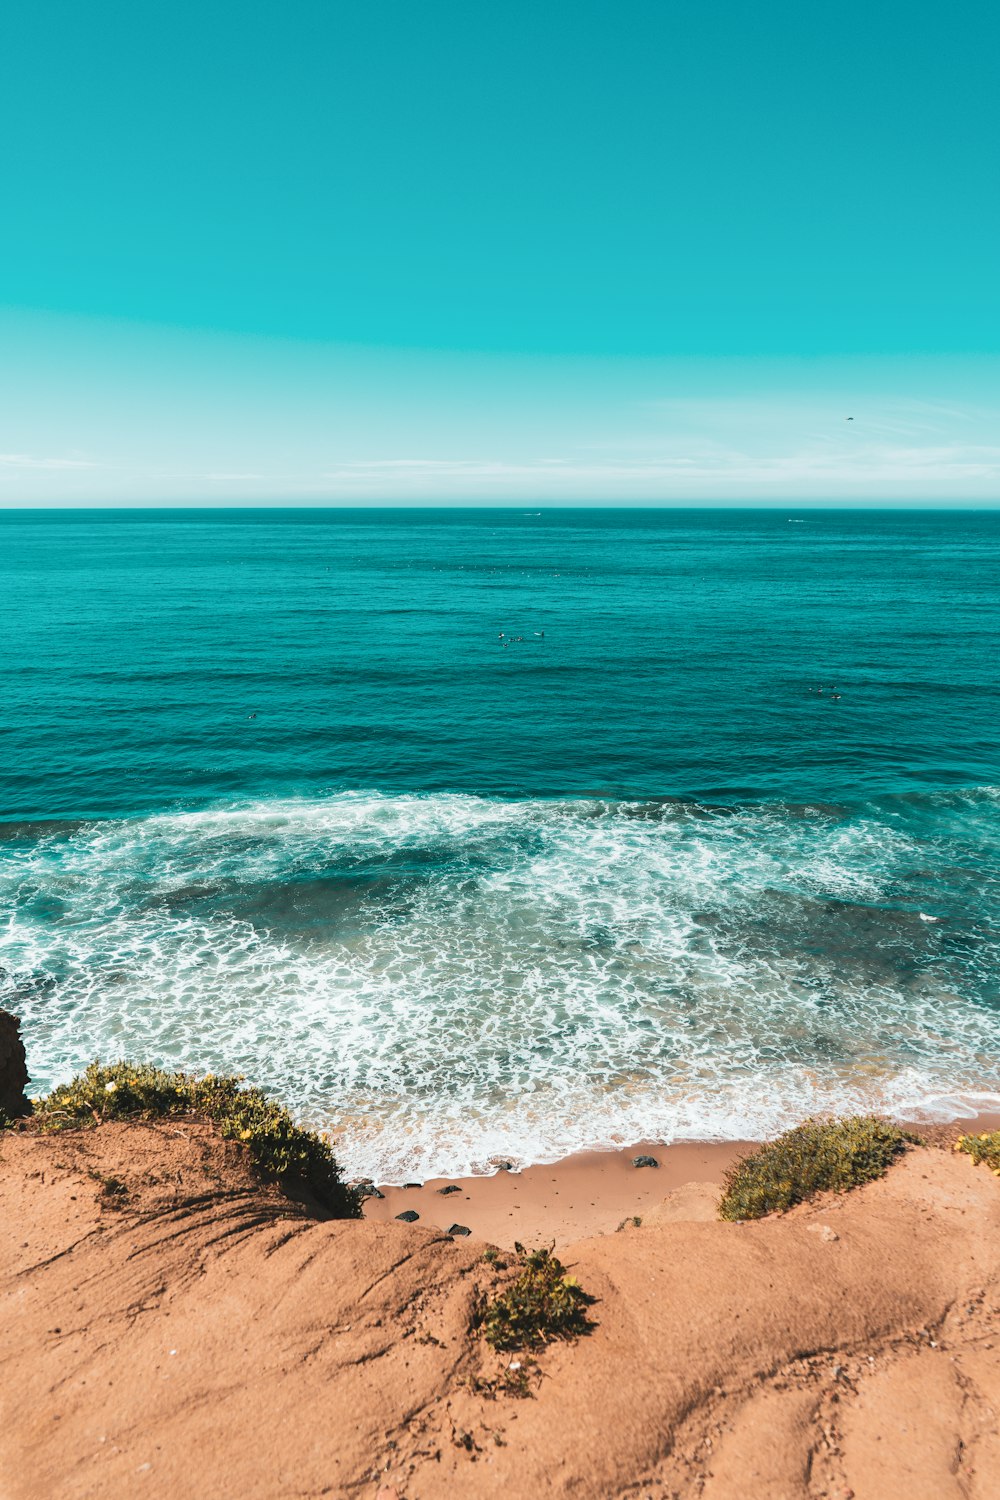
[248,713,257,719]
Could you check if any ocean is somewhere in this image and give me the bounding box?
[2,506,999,1181]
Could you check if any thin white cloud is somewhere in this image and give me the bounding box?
[4,385,999,502]
[0,452,98,470]
[204,471,267,481]
[317,441,1000,492]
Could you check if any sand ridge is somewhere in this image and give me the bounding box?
[2,1119,1000,1498]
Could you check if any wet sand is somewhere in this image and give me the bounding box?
[362,1112,1000,1246]
[363,1139,752,1244]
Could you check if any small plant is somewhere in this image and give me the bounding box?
[955,1130,1000,1175]
[87,1169,128,1201]
[718,1116,915,1221]
[616,1215,642,1232]
[498,1362,535,1398]
[467,1363,535,1400]
[32,1061,359,1218]
[477,1246,594,1351]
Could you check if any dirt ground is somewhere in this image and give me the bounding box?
[3,1117,999,1499]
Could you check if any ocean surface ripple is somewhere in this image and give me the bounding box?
[2,508,999,1179]
[3,787,1000,1181]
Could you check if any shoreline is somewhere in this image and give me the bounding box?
[5,1012,1000,1497]
[362,1138,749,1244]
[362,1109,1000,1246]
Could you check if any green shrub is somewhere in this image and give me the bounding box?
[718,1115,914,1221]
[33,1061,360,1218]
[478,1246,593,1351]
[955,1130,1000,1175]
[40,1060,191,1124]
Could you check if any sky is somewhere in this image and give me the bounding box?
[2,0,998,504]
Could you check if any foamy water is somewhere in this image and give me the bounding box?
[3,509,1000,1178]
[4,788,999,1181]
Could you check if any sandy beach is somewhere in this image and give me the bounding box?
[363,1113,1000,1246]
[5,1017,1000,1498]
[362,1138,751,1243]
[5,1079,1000,1498]
[4,0,997,1491]
[1,1110,1000,1494]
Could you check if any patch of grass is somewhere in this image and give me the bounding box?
[616,1215,642,1232]
[477,1246,594,1351]
[87,1169,128,1199]
[467,1362,537,1400]
[955,1131,1000,1175]
[32,1061,360,1218]
[499,1364,534,1398]
[718,1116,915,1221]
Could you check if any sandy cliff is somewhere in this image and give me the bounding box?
[2,1114,999,1500]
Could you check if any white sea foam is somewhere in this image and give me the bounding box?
[2,790,999,1181]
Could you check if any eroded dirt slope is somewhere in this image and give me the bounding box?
[2,1122,999,1499]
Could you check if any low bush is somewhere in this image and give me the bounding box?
[718,1115,915,1221]
[955,1130,1000,1175]
[477,1246,593,1351]
[32,1060,360,1217]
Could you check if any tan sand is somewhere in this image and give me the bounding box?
[362,1110,1000,1247]
[362,1138,750,1244]
[3,1114,1000,1499]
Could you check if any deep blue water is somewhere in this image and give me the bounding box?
[2,507,999,1178]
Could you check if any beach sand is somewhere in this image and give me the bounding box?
[362,1112,1000,1246]
[1,1116,1000,1500]
[4,1108,1000,1498]
[362,1138,750,1244]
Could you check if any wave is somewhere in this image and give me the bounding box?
[2,788,1000,1181]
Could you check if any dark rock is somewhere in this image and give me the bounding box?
[437,1184,462,1195]
[447,1224,471,1237]
[632,1154,659,1169]
[395,1210,420,1223]
[402,1182,422,1189]
[349,1180,384,1201]
[0,1011,30,1120]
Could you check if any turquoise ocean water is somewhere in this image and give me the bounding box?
[2,507,999,1180]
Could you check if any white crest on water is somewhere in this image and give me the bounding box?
[3,789,999,1182]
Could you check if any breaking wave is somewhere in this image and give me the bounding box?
[3,787,1000,1181]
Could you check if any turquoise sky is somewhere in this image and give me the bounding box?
[2,0,998,503]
